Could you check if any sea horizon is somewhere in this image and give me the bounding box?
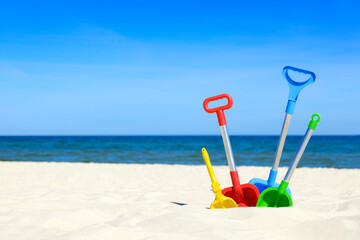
[0,135,359,169]
[0,134,359,137]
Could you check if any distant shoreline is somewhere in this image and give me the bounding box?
[0,136,359,169]
[0,135,359,137]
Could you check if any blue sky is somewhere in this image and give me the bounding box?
[0,0,359,135]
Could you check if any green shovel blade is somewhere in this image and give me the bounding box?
[256,180,293,208]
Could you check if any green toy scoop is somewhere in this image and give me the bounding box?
[256,114,320,208]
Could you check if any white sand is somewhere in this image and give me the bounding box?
[0,162,359,240]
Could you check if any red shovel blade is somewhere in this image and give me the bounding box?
[222,184,260,207]
[221,171,260,207]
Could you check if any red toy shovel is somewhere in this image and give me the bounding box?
[203,94,259,207]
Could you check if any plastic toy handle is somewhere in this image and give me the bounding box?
[203,94,233,126]
[283,66,316,114]
[202,148,217,184]
[308,113,321,130]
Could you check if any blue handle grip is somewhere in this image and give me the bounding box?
[283,66,316,114]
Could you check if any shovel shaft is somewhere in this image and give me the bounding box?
[284,128,313,182]
[272,113,292,170]
[202,148,217,184]
[220,125,236,171]
[272,67,316,170]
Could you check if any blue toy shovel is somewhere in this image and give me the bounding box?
[249,66,316,195]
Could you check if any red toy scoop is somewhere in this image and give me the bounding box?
[222,175,260,207]
[203,94,259,207]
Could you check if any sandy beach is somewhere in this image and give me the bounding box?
[0,162,359,240]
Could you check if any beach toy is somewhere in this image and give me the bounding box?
[249,66,316,195]
[203,94,259,207]
[202,148,238,209]
[257,114,321,207]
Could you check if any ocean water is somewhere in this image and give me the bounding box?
[0,136,359,169]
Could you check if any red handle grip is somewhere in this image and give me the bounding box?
[203,94,233,126]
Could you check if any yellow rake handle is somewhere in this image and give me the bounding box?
[202,148,221,193]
